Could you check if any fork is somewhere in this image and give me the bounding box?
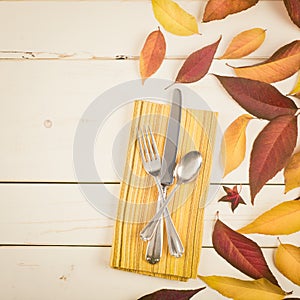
[137,126,184,263]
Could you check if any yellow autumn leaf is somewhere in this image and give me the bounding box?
[222,114,253,177]
[198,275,286,300]
[219,28,266,59]
[274,243,300,285]
[288,70,300,97]
[284,151,300,193]
[238,200,300,235]
[152,0,199,36]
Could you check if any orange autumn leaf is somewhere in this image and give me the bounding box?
[238,200,300,235]
[223,114,253,177]
[139,28,166,82]
[219,28,266,59]
[203,0,259,22]
[284,151,300,193]
[274,242,300,286]
[233,40,300,83]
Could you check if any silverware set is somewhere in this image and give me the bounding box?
[137,126,184,263]
[137,88,202,264]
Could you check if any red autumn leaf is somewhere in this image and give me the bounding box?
[232,40,300,83]
[284,0,300,28]
[212,218,279,286]
[137,287,205,300]
[203,0,259,22]
[215,75,298,120]
[174,37,221,84]
[250,115,298,203]
[218,186,246,212]
[139,28,166,83]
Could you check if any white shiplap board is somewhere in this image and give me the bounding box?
[0,60,298,182]
[0,1,298,58]
[0,184,298,247]
[0,246,299,300]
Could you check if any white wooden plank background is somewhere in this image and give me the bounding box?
[0,247,297,300]
[0,60,299,183]
[0,0,299,299]
[0,184,299,247]
[0,1,298,58]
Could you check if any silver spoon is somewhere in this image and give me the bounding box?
[140,151,203,241]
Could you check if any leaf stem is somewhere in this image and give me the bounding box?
[164,82,176,90]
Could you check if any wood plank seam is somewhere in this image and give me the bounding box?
[0,51,270,61]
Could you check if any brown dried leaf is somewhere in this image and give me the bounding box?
[219,28,266,59]
[215,75,298,120]
[213,218,279,286]
[203,0,259,22]
[233,40,300,83]
[139,28,166,82]
[250,115,298,203]
[284,0,300,28]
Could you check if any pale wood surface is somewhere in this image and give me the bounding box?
[0,247,298,300]
[0,184,299,247]
[0,60,298,183]
[0,0,299,299]
[0,1,298,58]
